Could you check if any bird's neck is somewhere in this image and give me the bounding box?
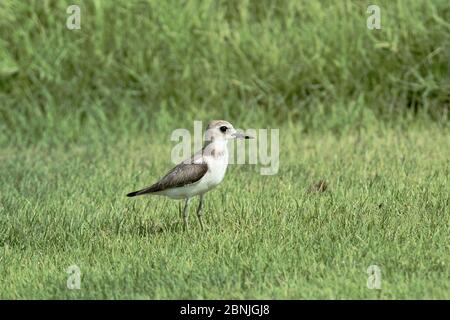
[203,139,228,159]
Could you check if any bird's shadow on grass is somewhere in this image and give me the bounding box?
[134,219,206,236]
[134,220,181,236]
[125,199,207,236]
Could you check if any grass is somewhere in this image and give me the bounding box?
[1,125,448,299]
[0,0,449,299]
[0,0,449,146]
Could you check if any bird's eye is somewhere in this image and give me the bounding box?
[220,126,227,133]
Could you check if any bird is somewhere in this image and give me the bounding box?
[126,120,252,230]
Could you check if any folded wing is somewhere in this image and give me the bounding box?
[126,162,208,197]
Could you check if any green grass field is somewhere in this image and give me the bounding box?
[0,0,449,299]
[1,126,448,299]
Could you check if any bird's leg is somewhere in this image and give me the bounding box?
[196,194,205,231]
[183,198,191,231]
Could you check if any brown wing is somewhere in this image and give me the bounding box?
[126,162,208,197]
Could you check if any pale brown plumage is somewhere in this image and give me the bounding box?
[126,151,208,197]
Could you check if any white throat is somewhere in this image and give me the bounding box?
[204,139,229,160]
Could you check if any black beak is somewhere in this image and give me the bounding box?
[232,132,254,139]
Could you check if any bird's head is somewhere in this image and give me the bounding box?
[205,120,253,142]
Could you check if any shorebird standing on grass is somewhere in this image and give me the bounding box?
[127,120,252,230]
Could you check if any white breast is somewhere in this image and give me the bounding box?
[203,153,228,188]
[161,141,229,199]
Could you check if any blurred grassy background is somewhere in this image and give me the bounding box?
[0,0,449,147]
[0,0,449,299]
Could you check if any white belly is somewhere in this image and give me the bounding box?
[161,155,228,199]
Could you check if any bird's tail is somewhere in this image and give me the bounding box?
[126,185,158,197]
[126,190,141,197]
